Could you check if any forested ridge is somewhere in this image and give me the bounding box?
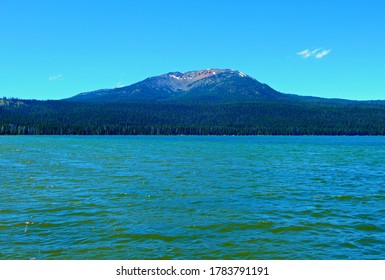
[1,98,385,135]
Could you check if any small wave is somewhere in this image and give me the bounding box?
[334,195,357,200]
[270,225,310,233]
[354,224,381,231]
[340,242,358,249]
[113,233,183,242]
[314,195,370,201]
[187,221,274,233]
[357,237,381,246]
[300,221,343,229]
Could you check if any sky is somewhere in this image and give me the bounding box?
[1,0,384,101]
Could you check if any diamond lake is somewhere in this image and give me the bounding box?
[1,136,384,259]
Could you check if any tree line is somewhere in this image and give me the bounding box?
[1,98,385,135]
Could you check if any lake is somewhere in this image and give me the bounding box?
[0,136,384,259]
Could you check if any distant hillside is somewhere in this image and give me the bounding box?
[67,68,382,106]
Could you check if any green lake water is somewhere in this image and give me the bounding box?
[0,136,384,259]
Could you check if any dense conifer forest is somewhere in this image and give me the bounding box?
[1,98,385,135]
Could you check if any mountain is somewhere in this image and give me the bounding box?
[68,69,283,102]
[2,69,385,135]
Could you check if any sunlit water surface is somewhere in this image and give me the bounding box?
[1,136,384,259]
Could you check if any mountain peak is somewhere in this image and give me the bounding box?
[159,69,228,90]
[165,68,249,80]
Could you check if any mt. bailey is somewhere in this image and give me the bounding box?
[69,69,284,102]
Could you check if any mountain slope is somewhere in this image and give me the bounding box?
[68,69,284,102]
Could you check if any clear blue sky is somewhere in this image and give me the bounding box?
[1,0,384,100]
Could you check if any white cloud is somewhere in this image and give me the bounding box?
[297,48,331,59]
[49,74,63,81]
[297,49,312,58]
[115,82,125,88]
[311,48,321,55]
[316,49,331,59]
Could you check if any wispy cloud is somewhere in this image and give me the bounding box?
[297,48,331,59]
[49,74,63,81]
[115,82,125,88]
[315,49,331,59]
[297,49,312,58]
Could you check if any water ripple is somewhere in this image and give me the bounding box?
[1,136,385,259]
